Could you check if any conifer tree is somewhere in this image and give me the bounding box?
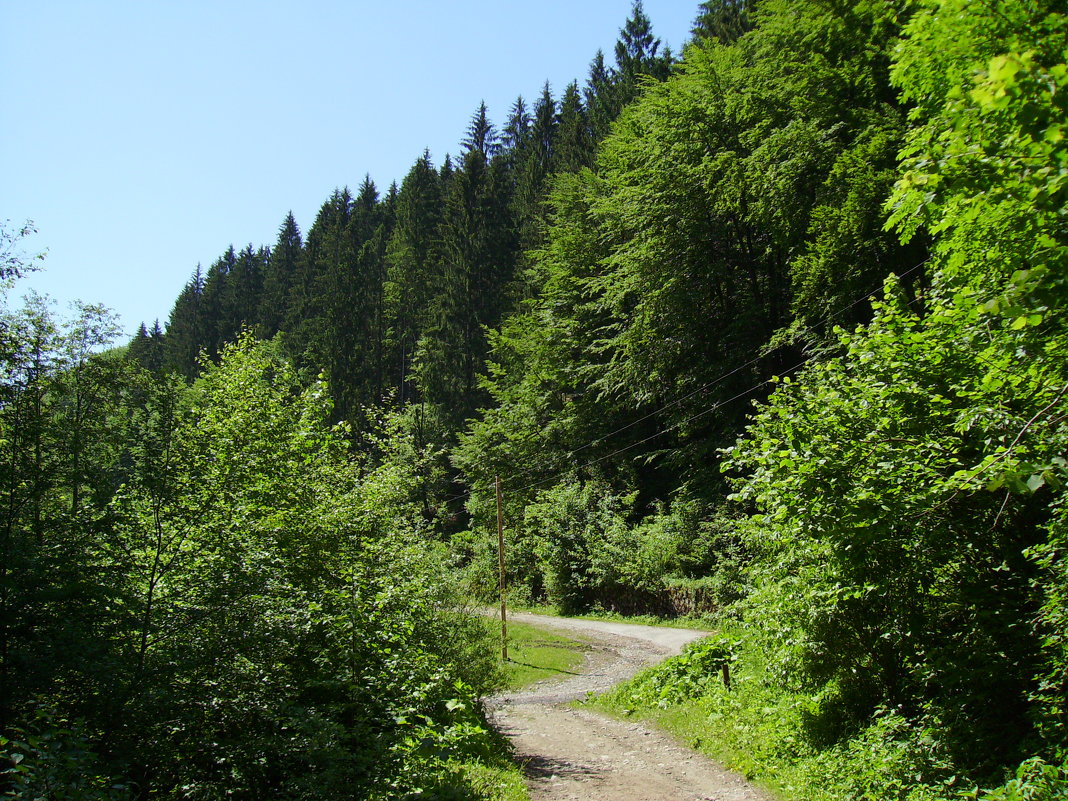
[147,320,165,371]
[291,179,396,422]
[501,95,532,154]
[259,212,302,338]
[613,0,673,104]
[162,265,207,378]
[691,0,758,44]
[342,176,392,415]
[230,244,265,335]
[128,321,165,372]
[615,0,660,76]
[127,322,151,364]
[552,81,595,174]
[512,83,558,251]
[416,146,515,429]
[385,181,399,215]
[585,2,674,142]
[385,152,444,403]
[585,49,615,143]
[439,153,454,185]
[200,246,238,355]
[283,188,353,361]
[461,102,498,157]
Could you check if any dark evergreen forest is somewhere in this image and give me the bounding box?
[5,0,1068,797]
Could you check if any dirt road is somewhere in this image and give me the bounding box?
[486,612,773,801]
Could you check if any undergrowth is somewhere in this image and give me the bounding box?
[590,631,1068,801]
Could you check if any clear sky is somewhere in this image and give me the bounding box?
[2,0,698,339]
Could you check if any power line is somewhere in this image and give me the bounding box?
[501,289,931,498]
[497,257,930,490]
[508,358,809,496]
[438,258,931,506]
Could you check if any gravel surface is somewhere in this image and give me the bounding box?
[485,612,774,801]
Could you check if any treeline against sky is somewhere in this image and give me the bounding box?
[131,1,675,432]
[1,4,683,797]
[13,0,1068,797]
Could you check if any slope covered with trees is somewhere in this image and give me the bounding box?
[0,255,505,796]
[10,0,1068,797]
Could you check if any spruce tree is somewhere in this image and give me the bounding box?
[691,0,758,44]
[292,179,396,422]
[585,49,615,143]
[513,82,557,252]
[259,212,302,338]
[416,146,515,429]
[439,153,454,186]
[615,0,661,76]
[162,265,207,378]
[500,95,532,155]
[230,244,265,336]
[128,321,165,372]
[200,246,238,355]
[283,188,353,361]
[127,322,152,365]
[585,3,674,142]
[461,102,498,157]
[613,1,673,105]
[552,81,595,174]
[385,152,444,403]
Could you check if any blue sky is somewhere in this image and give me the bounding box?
[2,1,698,338]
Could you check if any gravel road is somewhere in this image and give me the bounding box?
[485,612,773,801]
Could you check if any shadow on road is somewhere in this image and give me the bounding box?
[521,752,602,781]
[507,658,583,676]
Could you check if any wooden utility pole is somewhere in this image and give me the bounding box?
[496,475,508,662]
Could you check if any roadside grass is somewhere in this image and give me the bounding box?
[493,619,589,691]
[581,628,1008,801]
[507,602,716,632]
[433,743,530,801]
[586,675,804,801]
[443,618,590,801]
[580,632,826,801]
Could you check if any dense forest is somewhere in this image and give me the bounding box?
[4,0,1068,797]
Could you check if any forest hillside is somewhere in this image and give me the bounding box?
[4,0,1067,798]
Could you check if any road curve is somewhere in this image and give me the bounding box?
[485,611,774,801]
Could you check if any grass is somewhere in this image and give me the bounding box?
[507,601,717,632]
[581,629,1006,801]
[441,618,590,801]
[494,619,588,691]
[582,636,811,801]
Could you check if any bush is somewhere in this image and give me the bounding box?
[0,705,132,801]
[611,636,737,708]
[972,757,1068,801]
[523,480,635,613]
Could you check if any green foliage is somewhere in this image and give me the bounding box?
[522,480,635,613]
[613,636,737,708]
[562,3,1068,799]
[0,705,132,800]
[0,306,506,798]
[691,0,757,45]
[13,0,1068,797]
[713,0,1068,789]
[0,221,45,282]
[495,621,587,692]
[104,334,501,797]
[599,631,965,801]
[971,757,1068,801]
[459,0,922,548]
[726,280,1064,765]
